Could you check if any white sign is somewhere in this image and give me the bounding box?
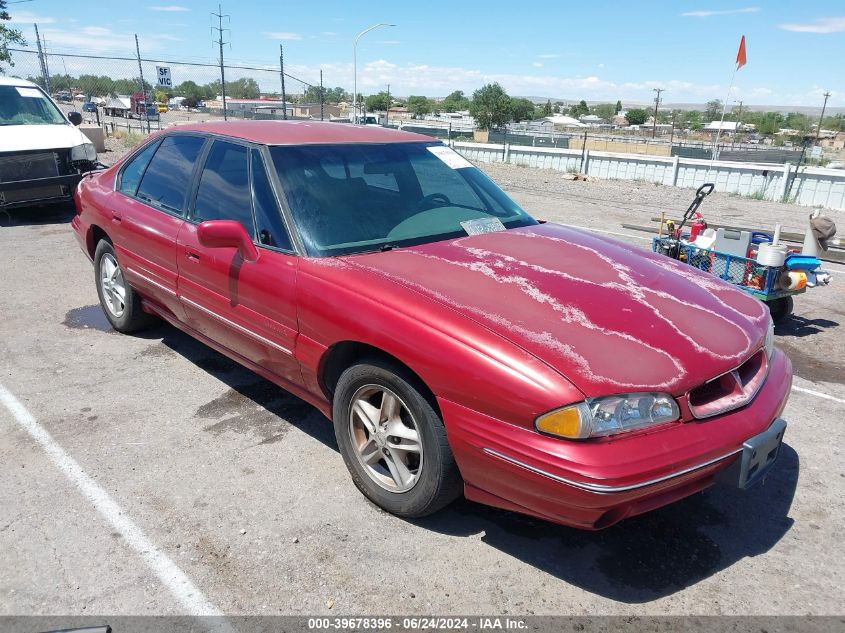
[156,66,172,88]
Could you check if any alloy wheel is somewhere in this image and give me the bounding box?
[348,384,424,493]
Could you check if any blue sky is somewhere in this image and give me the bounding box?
[5,1,844,106]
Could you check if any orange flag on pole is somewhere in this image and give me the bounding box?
[736,35,747,70]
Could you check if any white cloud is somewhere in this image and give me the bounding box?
[149,5,190,11]
[597,63,605,69]
[532,62,543,68]
[5,11,56,24]
[779,17,845,33]
[682,7,760,17]
[265,32,303,41]
[536,54,560,59]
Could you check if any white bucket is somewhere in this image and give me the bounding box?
[756,242,788,267]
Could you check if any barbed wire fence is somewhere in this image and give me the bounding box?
[1,32,330,137]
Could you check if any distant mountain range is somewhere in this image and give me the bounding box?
[517,97,844,116]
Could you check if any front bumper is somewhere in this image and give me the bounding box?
[440,348,792,530]
[0,173,84,208]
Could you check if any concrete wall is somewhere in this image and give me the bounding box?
[452,141,845,211]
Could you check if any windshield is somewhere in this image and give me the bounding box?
[0,85,67,126]
[269,142,536,256]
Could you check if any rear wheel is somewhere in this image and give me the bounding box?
[767,296,794,324]
[94,240,155,333]
[333,359,462,518]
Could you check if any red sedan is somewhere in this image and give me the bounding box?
[72,121,791,529]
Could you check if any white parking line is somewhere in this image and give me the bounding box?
[553,222,653,241]
[0,382,230,623]
[791,384,845,405]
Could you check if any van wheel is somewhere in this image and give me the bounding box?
[768,296,794,324]
[333,359,462,518]
[94,240,154,333]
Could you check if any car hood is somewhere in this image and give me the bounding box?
[0,123,89,152]
[345,223,770,397]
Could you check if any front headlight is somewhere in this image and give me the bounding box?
[71,142,97,162]
[764,314,775,360]
[536,393,680,440]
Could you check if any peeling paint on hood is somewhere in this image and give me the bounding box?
[346,223,769,397]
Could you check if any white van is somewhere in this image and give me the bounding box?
[0,77,98,209]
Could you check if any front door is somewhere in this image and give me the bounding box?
[110,135,206,320]
[176,140,301,386]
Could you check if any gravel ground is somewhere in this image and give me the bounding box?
[480,162,845,239]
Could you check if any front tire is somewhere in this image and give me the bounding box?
[333,359,462,518]
[94,239,154,333]
[768,295,794,324]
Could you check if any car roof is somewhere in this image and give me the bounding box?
[168,120,436,145]
[0,76,39,88]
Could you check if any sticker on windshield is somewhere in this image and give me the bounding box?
[16,87,42,98]
[427,145,473,169]
[461,217,506,236]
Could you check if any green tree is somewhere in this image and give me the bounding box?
[543,100,553,116]
[704,99,722,122]
[0,1,25,68]
[440,90,470,112]
[784,112,812,133]
[822,114,844,132]
[365,91,390,111]
[469,83,511,129]
[570,99,589,118]
[685,110,703,130]
[176,80,207,100]
[509,97,535,122]
[615,100,622,114]
[226,77,260,99]
[407,95,430,117]
[303,85,325,103]
[755,112,783,135]
[591,103,616,121]
[625,108,649,125]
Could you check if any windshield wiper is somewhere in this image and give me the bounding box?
[380,243,399,252]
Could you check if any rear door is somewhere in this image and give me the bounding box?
[177,140,302,386]
[112,134,207,320]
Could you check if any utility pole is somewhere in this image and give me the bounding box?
[669,110,677,147]
[320,70,324,121]
[212,5,230,121]
[651,88,663,139]
[815,91,831,145]
[385,83,390,127]
[279,44,287,120]
[33,23,51,94]
[134,34,150,133]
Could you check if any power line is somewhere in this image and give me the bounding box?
[7,47,319,89]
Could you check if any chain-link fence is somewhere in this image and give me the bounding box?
[1,40,330,135]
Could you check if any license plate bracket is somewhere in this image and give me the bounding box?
[717,418,787,489]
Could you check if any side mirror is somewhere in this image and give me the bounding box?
[68,111,83,126]
[197,220,259,262]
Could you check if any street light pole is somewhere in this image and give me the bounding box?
[353,22,395,124]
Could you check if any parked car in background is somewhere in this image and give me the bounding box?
[82,102,98,113]
[71,121,791,530]
[1,77,98,209]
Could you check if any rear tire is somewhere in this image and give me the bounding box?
[768,296,794,324]
[333,358,462,518]
[94,239,155,333]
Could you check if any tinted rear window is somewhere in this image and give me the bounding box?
[136,135,206,214]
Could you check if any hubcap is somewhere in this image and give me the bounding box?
[99,253,126,318]
[348,385,423,493]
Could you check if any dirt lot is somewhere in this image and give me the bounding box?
[1,162,843,624]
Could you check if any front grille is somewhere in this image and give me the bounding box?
[688,350,768,419]
[0,152,60,183]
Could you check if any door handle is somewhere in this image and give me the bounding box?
[111,210,122,223]
[186,250,200,262]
